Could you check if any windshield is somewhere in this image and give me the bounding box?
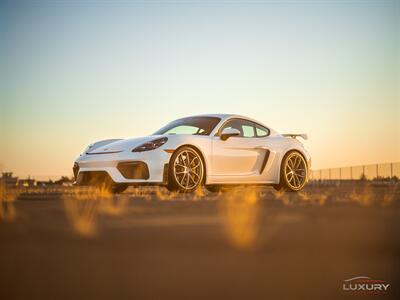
[154,116,221,136]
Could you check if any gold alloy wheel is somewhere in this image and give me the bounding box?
[173,149,204,191]
[284,152,307,190]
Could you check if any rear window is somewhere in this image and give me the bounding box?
[256,124,270,137]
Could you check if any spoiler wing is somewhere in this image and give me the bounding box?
[282,133,308,140]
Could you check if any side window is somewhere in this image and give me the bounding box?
[242,124,255,137]
[220,119,256,138]
[255,124,270,137]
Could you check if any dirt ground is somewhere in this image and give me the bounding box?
[1,183,399,300]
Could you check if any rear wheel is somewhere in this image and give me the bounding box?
[167,146,205,193]
[275,151,307,192]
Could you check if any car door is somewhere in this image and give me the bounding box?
[211,118,269,178]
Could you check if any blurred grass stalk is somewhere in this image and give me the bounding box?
[0,182,20,222]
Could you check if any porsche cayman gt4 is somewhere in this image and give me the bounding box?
[73,114,311,193]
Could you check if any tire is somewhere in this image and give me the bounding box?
[167,146,205,193]
[272,184,283,191]
[275,151,308,192]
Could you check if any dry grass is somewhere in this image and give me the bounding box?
[63,187,129,237]
[62,185,217,237]
[382,186,397,207]
[297,190,330,206]
[5,182,398,238]
[218,187,261,250]
[0,183,20,222]
[59,183,400,239]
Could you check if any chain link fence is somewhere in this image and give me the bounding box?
[310,162,400,181]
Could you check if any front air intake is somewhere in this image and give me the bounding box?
[117,161,150,180]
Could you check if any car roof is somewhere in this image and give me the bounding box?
[184,113,250,120]
[183,114,279,135]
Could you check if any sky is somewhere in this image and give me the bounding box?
[0,0,399,179]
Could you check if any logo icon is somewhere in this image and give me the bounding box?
[343,276,390,295]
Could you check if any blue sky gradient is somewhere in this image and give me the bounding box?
[0,0,399,178]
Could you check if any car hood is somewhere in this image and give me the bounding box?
[87,135,165,154]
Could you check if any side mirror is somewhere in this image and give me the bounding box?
[220,128,240,141]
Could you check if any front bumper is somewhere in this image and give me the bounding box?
[73,149,171,185]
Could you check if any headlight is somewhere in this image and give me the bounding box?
[132,137,168,152]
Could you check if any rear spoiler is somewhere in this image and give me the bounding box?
[282,133,308,140]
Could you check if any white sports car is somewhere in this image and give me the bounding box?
[73,114,311,193]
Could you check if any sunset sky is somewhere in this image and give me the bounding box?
[0,0,399,179]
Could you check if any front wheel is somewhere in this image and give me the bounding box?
[167,146,205,193]
[275,151,308,192]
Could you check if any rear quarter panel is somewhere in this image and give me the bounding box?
[275,136,311,181]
